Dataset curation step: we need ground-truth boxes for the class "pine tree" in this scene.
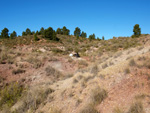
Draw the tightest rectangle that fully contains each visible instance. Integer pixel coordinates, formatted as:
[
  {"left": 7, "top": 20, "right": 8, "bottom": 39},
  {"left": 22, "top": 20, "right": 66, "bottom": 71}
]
[
  {"left": 89, "top": 34, "right": 95, "bottom": 40},
  {"left": 74, "top": 27, "right": 81, "bottom": 37},
  {"left": 1, "top": 28, "right": 9, "bottom": 38},
  {"left": 39, "top": 27, "right": 45, "bottom": 35},
  {"left": 10, "top": 31, "right": 17, "bottom": 38},
  {"left": 81, "top": 31, "right": 87, "bottom": 38},
  {"left": 56, "top": 28, "right": 62, "bottom": 34},
  {"left": 25, "top": 28, "right": 32, "bottom": 35},
  {"left": 102, "top": 36, "right": 105, "bottom": 40},
  {"left": 34, "top": 34, "right": 39, "bottom": 41},
  {"left": 22, "top": 31, "right": 26, "bottom": 36},
  {"left": 62, "top": 26, "right": 70, "bottom": 35},
  {"left": 44, "top": 27, "right": 58, "bottom": 41},
  {"left": 133, "top": 24, "right": 141, "bottom": 37}
]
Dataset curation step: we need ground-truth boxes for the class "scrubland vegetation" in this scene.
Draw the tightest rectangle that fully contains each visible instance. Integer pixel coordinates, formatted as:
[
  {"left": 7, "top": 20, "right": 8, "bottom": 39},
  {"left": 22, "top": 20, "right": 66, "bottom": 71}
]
[{"left": 0, "top": 24, "right": 150, "bottom": 113}]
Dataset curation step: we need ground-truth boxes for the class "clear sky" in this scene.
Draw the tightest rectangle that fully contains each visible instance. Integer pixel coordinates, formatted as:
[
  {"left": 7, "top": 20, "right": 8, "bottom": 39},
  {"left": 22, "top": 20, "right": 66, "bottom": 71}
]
[{"left": 0, "top": 0, "right": 150, "bottom": 40}]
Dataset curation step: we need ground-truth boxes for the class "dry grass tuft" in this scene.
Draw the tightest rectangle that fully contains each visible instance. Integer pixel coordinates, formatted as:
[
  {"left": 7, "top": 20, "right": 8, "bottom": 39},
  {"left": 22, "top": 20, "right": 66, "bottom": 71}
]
[
  {"left": 79, "top": 104, "right": 98, "bottom": 113},
  {"left": 91, "top": 64, "right": 98, "bottom": 75},
  {"left": 45, "top": 66, "right": 62, "bottom": 78},
  {"left": 73, "top": 78, "right": 78, "bottom": 84},
  {"left": 124, "top": 68, "right": 130, "bottom": 74},
  {"left": 0, "top": 83, "right": 23, "bottom": 109},
  {"left": 49, "top": 107, "right": 61, "bottom": 113},
  {"left": 13, "top": 86, "right": 54, "bottom": 113},
  {"left": 0, "top": 47, "right": 14, "bottom": 64},
  {"left": 91, "top": 86, "right": 108, "bottom": 105},
  {"left": 26, "top": 56, "right": 43, "bottom": 69},
  {"left": 113, "top": 107, "right": 124, "bottom": 113},
  {"left": 102, "top": 62, "right": 108, "bottom": 69},
  {"left": 78, "top": 60, "right": 88, "bottom": 68},
  {"left": 129, "top": 59, "right": 136, "bottom": 66},
  {"left": 127, "top": 101, "right": 145, "bottom": 113},
  {"left": 135, "top": 94, "right": 146, "bottom": 100},
  {"left": 12, "top": 68, "right": 26, "bottom": 75}
]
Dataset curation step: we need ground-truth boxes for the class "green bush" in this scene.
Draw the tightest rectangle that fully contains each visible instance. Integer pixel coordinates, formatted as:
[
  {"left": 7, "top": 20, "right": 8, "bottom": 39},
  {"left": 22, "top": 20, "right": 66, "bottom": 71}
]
[
  {"left": 14, "top": 87, "right": 54, "bottom": 112},
  {"left": 34, "top": 34, "right": 39, "bottom": 41},
  {"left": 0, "top": 83, "right": 23, "bottom": 108}
]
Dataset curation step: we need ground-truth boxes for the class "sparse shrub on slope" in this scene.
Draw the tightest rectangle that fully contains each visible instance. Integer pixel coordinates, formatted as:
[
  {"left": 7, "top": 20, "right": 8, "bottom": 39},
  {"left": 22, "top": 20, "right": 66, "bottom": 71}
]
[
  {"left": 102, "top": 62, "right": 108, "bottom": 69},
  {"left": 12, "top": 86, "right": 54, "bottom": 113},
  {"left": 0, "top": 83, "right": 23, "bottom": 109},
  {"left": 91, "top": 86, "right": 108, "bottom": 105},
  {"left": 127, "top": 101, "right": 145, "bottom": 113},
  {"left": 129, "top": 59, "right": 136, "bottom": 66},
  {"left": 51, "top": 48, "right": 63, "bottom": 54},
  {"left": 0, "top": 46, "right": 14, "bottom": 64},
  {"left": 113, "top": 107, "right": 124, "bottom": 113},
  {"left": 45, "top": 66, "right": 62, "bottom": 78},
  {"left": 80, "top": 104, "right": 98, "bottom": 113},
  {"left": 91, "top": 64, "right": 98, "bottom": 75},
  {"left": 124, "top": 68, "right": 130, "bottom": 74},
  {"left": 12, "top": 68, "right": 26, "bottom": 74},
  {"left": 78, "top": 60, "right": 88, "bottom": 68},
  {"left": 26, "top": 57, "right": 43, "bottom": 69},
  {"left": 49, "top": 107, "right": 61, "bottom": 113}
]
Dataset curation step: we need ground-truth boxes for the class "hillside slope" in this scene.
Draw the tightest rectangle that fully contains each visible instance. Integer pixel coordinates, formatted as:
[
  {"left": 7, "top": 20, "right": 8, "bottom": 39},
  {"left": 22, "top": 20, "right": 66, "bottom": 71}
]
[{"left": 0, "top": 34, "right": 150, "bottom": 113}]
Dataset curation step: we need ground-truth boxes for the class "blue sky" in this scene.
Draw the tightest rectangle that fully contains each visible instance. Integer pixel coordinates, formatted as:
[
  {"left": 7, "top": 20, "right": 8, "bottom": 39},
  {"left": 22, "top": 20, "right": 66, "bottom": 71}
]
[{"left": 0, "top": 0, "right": 150, "bottom": 40}]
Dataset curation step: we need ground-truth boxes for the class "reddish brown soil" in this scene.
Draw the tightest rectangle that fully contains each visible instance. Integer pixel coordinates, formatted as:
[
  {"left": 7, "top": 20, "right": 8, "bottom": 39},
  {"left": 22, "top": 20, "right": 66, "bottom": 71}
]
[{"left": 98, "top": 68, "right": 150, "bottom": 113}]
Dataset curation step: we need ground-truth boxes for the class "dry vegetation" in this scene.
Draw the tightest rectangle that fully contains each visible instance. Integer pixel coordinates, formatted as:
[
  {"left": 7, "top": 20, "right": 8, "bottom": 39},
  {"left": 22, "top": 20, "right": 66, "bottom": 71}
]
[{"left": 0, "top": 34, "right": 150, "bottom": 113}]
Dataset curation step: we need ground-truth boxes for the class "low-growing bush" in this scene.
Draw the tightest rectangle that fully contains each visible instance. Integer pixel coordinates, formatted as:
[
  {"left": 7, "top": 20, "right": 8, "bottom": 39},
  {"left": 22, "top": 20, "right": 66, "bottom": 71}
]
[
  {"left": 129, "top": 59, "right": 136, "bottom": 66},
  {"left": 45, "top": 66, "right": 61, "bottom": 78},
  {"left": 84, "top": 75, "right": 95, "bottom": 83},
  {"left": 124, "top": 68, "right": 130, "bottom": 74},
  {"left": 0, "top": 83, "right": 23, "bottom": 109},
  {"left": 137, "top": 46, "right": 144, "bottom": 50},
  {"left": 113, "top": 107, "right": 124, "bottom": 113},
  {"left": 73, "top": 78, "right": 78, "bottom": 83},
  {"left": 13, "top": 87, "right": 54, "bottom": 113},
  {"left": 80, "top": 104, "right": 98, "bottom": 113},
  {"left": 51, "top": 48, "right": 63, "bottom": 54},
  {"left": 78, "top": 60, "right": 88, "bottom": 68},
  {"left": 102, "top": 63, "right": 108, "bottom": 69},
  {"left": 91, "top": 86, "right": 108, "bottom": 105},
  {"left": 114, "top": 51, "right": 122, "bottom": 58},
  {"left": 91, "top": 65, "right": 98, "bottom": 75},
  {"left": 26, "top": 57, "right": 43, "bottom": 69},
  {"left": 12, "top": 68, "right": 26, "bottom": 74},
  {"left": 0, "top": 50, "right": 12, "bottom": 64},
  {"left": 49, "top": 107, "right": 61, "bottom": 113},
  {"left": 142, "top": 61, "right": 150, "bottom": 69},
  {"left": 127, "top": 101, "right": 145, "bottom": 113}
]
